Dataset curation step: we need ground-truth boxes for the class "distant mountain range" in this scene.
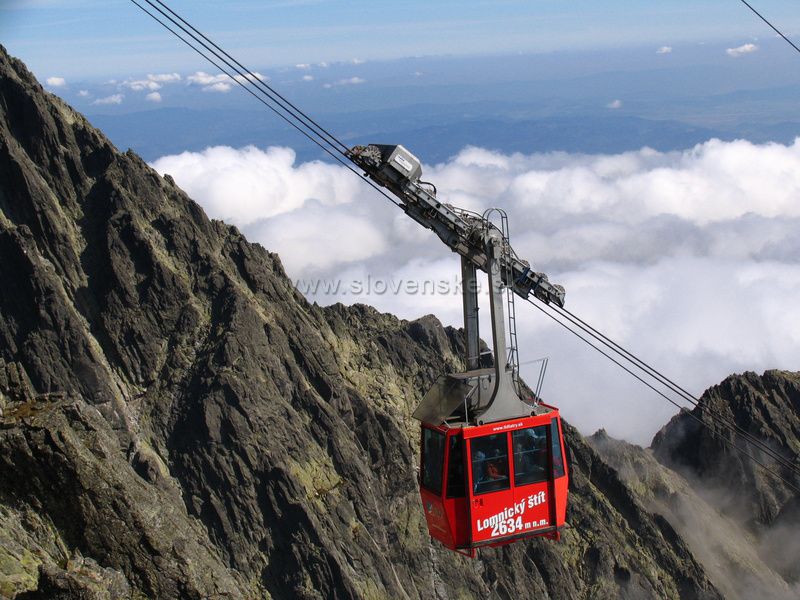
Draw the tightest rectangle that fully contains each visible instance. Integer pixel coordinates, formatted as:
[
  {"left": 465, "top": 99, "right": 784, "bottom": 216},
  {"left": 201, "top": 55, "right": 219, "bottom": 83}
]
[{"left": 91, "top": 104, "right": 800, "bottom": 165}]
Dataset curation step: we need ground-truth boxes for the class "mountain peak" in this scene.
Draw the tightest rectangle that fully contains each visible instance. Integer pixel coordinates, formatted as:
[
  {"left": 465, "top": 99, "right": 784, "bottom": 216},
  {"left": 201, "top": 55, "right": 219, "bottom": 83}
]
[{"left": 652, "top": 369, "right": 799, "bottom": 522}]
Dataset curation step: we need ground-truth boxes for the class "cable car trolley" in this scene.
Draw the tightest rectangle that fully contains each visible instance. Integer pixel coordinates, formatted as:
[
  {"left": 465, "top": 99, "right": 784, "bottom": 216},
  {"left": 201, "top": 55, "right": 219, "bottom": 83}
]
[{"left": 348, "top": 144, "right": 570, "bottom": 556}]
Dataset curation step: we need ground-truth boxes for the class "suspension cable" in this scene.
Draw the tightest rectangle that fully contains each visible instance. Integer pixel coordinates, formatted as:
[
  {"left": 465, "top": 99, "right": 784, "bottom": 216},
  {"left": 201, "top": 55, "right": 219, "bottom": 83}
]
[
  {"left": 526, "top": 298, "right": 800, "bottom": 492},
  {"left": 129, "top": 0, "right": 800, "bottom": 491},
  {"left": 129, "top": 0, "right": 404, "bottom": 209},
  {"left": 547, "top": 298, "right": 799, "bottom": 476},
  {"left": 136, "top": 0, "right": 342, "bottom": 158},
  {"left": 148, "top": 0, "right": 349, "bottom": 155},
  {"left": 551, "top": 306, "right": 800, "bottom": 474},
  {"left": 551, "top": 303, "right": 800, "bottom": 474},
  {"left": 737, "top": 0, "right": 800, "bottom": 56}
]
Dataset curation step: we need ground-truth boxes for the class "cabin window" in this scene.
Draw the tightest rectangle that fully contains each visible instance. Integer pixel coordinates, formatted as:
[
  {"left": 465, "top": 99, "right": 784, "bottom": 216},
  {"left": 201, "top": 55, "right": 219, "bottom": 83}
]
[
  {"left": 512, "top": 426, "right": 549, "bottom": 486},
  {"left": 551, "top": 418, "right": 566, "bottom": 478},
  {"left": 471, "top": 433, "right": 510, "bottom": 495},
  {"left": 421, "top": 428, "right": 445, "bottom": 494},
  {"left": 446, "top": 434, "right": 466, "bottom": 498}
]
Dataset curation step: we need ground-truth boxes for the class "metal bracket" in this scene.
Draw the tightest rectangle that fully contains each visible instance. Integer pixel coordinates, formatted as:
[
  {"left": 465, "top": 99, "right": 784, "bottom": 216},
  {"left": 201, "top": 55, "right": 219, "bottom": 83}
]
[{"left": 473, "top": 230, "right": 535, "bottom": 424}]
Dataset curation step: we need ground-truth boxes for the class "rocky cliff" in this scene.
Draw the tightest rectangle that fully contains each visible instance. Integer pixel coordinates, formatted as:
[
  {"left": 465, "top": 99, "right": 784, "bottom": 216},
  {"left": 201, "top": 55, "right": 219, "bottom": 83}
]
[
  {"left": 652, "top": 371, "right": 799, "bottom": 524},
  {"left": 0, "top": 44, "right": 784, "bottom": 599},
  {"left": 586, "top": 370, "right": 800, "bottom": 599},
  {"left": 651, "top": 371, "right": 800, "bottom": 588},
  {"left": 590, "top": 428, "right": 796, "bottom": 599}
]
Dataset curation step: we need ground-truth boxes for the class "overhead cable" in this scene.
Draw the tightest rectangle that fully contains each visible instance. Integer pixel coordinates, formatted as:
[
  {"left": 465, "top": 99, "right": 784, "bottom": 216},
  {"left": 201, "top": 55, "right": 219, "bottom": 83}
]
[
  {"left": 551, "top": 303, "right": 800, "bottom": 474},
  {"left": 737, "top": 0, "right": 800, "bottom": 56},
  {"left": 148, "top": 0, "right": 349, "bottom": 154},
  {"left": 128, "top": 0, "right": 404, "bottom": 209},
  {"left": 527, "top": 298, "right": 800, "bottom": 493},
  {"left": 129, "top": 0, "right": 800, "bottom": 494}
]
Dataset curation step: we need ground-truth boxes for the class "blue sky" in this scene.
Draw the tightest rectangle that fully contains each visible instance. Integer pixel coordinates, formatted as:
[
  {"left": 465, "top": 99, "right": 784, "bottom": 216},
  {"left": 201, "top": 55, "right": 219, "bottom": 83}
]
[{"left": 3, "top": 0, "right": 800, "bottom": 79}]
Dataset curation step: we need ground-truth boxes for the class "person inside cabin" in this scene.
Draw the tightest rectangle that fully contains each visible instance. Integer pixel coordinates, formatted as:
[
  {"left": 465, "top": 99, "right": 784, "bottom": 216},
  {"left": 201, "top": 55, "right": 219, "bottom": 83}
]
[
  {"left": 472, "top": 435, "right": 510, "bottom": 493},
  {"left": 487, "top": 446, "right": 506, "bottom": 480},
  {"left": 513, "top": 427, "right": 549, "bottom": 484},
  {"left": 473, "top": 449, "right": 487, "bottom": 491},
  {"left": 514, "top": 440, "right": 534, "bottom": 477},
  {"left": 524, "top": 427, "right": 546, "bottom": 449},
  {"left": 486, "top": 459, "right": 504, "bottom": 480}
]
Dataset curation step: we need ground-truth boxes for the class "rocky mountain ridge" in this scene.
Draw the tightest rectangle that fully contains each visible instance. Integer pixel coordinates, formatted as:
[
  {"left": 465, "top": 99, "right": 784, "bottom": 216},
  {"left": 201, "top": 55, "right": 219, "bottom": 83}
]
[
  {"left": 0, "top": 45, "right": 795, "bottom": 599},
  {"left": 652, "top": 370, "right": 800, "bottom": 526},
  {"left": 650, "top": 370, "right": 800, "bottom": 589}
]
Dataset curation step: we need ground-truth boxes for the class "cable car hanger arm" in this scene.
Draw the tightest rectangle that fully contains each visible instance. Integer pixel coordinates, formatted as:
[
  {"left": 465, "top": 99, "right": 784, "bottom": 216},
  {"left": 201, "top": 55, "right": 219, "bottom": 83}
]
[{"left": 347, "top": 144, "right": 566, "bottom": 308}]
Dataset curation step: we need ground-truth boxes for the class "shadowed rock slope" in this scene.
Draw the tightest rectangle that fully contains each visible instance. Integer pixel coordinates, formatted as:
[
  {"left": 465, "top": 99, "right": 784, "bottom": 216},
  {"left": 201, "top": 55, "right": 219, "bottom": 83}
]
[
  {"left": 652, "top": 371, "right": 800, "bottom": 524},
  {"left": 651, "top": 371, "right": 800, "bottom": 586},
  {"left": 0, "top": 45, "right": 724, "bottom": 599},
  {"left": 590, "top": 426, "right": 797, "bottom": 600}
]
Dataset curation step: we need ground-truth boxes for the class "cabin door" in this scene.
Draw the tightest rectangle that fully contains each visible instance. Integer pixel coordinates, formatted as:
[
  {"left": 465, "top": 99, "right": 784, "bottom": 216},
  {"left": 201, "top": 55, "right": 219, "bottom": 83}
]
[
  {"left": 467, "top": 432, "right": 519, "bottom": 545},
  {"left": 510, "top": 425, "right": 553, "bottom": 535}
]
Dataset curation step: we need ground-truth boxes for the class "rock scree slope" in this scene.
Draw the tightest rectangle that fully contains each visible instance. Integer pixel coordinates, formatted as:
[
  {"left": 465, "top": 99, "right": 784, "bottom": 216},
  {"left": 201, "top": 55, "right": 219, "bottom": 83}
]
[{"left": 0, "top": 44, "right": 749, "bottom": 599}]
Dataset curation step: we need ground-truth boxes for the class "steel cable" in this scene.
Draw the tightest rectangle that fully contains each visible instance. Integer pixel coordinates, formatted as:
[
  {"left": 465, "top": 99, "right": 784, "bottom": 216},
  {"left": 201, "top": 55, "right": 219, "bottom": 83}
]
[
  {"left": 129, "top": 0, "right": 404, "bottom": 209},
  {"left": 527, "top": 298, "right": 800, "bottom": 492},
  {"left": 737, "top": 0, "right": 800, "bottom": 55},
  {"left": 551, "top": 303, "right": 800, "bottom": 475},
  {"left": 129, "top": 0, "right": 800, "bottom": 493},
  {"left": 149, "top": 0, "right": 349, "bottom": 155}
]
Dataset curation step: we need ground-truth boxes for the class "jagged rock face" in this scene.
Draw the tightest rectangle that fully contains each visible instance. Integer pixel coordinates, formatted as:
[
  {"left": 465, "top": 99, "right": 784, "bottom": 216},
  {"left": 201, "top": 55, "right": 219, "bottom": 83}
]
[
  {"left": 651, "top": 371, "right": 800, "bottom": 587},
  {"left": 0, "top": 44, "right": 725, "bottom": 599},
  {"left": 589, "top": 431, "right": 797, "bottom": 600},
  {"left": 651, "top": 371, "right": 800, "bottom": 526}
]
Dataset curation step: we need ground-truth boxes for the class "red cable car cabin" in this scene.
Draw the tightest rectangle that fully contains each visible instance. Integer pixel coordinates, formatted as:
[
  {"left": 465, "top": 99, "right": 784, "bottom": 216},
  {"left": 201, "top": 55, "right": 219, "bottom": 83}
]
[
  {"left": 347, "top": 143, "right": 571, "bottom": 553},
  {"left": 418, "top": 404, "right": 568, "bottom": 556},
  {"left": 410, "top": 219, "right": 570, "bottom": 557}
]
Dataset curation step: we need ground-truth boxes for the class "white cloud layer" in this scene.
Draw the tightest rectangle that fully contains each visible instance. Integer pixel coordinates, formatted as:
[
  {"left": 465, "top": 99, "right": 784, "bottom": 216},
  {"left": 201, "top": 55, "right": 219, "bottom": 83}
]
[
  {"left": 122, "top": 79, "right": 160, "bottom": 92},
  {"left": 656, "top": 46, "right": 672, "bottom": 54},
  {"left": 727, "top": 43, "right": 758, "bottom": 57},
  {"left": 148, "top": 72, "right": 181, "bottom": 83},
  {"left": 151, "top": 139, "right": 800, "bottom": 445},
  {"left": 187, "top": 70, "right": 266, "bottom": 93},
  {"left": 151, "top": 145, "right": 362, "bottom": 231},
  {"left": 145, "top": 92, "right": 162, "bottom": 103},
  {"left": 120, "top": 73, "right": 182, "bottom": 92},
  {"left": 205, "top": 82, "right": 232, "bottom": 93},
  {"left": 323, "top": 77, "right": 366, "bottom": 88},
  {"left": 45, "top": 76, "right": 66, "bottom": 87},
  {"left": 234, "top": 72, "right": 267, "bottom": 84},
  {"left": 92, "top": 93, "right": 124, "bottom": 105},
  {"left": 187, "top": 71, "right": 229, "bottom": 86}
]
